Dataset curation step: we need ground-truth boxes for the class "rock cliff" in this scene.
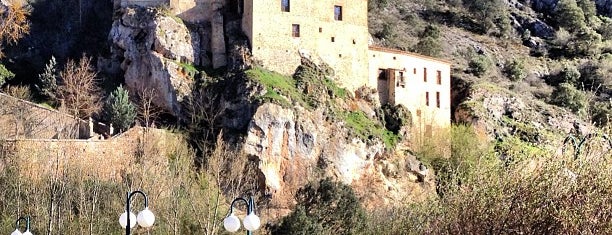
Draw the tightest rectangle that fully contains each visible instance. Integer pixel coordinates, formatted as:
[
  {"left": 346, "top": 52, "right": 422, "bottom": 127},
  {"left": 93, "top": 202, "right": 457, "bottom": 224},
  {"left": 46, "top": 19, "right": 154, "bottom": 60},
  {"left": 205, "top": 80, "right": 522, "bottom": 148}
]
[
  {"left": 243, "top": 102, "right": 433, "bottom": 216},
  {"left": 108, "top": 7, "right": 199, "bottom": 116}
]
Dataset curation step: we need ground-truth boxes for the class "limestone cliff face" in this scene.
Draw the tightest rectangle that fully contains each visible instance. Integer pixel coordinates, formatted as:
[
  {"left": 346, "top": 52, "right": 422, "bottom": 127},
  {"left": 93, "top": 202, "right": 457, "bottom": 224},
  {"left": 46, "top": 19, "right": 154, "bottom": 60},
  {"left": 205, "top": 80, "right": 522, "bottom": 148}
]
[
  {"left": 243, "top": 103, "right": 434, "bottom": 216},
  {"left": 108, "top": 7, "right": 199, "bottom": 115}
]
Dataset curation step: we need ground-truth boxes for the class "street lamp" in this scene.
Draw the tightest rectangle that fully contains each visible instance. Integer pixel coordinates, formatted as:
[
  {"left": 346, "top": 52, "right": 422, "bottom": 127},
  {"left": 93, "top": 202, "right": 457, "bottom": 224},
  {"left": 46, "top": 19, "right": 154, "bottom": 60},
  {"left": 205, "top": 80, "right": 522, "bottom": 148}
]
[
  {"left": 119, "top": 190, "right": 155, "bottom": 235},
  {"left": 11, "top": 216, "right": 33, "bottom": 235},
  {"left": 223, "top": 196, "right": 261, "bottom": 235}
]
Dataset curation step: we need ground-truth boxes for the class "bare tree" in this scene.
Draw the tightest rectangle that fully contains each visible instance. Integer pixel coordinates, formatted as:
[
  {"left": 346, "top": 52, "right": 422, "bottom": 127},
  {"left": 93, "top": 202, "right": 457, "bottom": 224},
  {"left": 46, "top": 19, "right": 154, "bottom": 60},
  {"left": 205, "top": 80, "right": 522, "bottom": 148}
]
[
  {"left": 135, "top": 85, "right": 162, "bottom": 128},
  {"left": 58, "top": 56, "right": 102, "bottom": 119},
  {"left": 0, "top": 0, "right": 29, "bottom": 57}
]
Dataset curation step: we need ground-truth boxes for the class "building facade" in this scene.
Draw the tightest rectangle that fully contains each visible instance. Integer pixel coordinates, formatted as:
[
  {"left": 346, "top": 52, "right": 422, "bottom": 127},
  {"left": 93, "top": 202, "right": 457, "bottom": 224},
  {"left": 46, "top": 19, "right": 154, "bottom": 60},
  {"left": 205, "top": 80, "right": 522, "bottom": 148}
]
[{"left": 242, "top": 0, "right": 370, "bottom": 90}]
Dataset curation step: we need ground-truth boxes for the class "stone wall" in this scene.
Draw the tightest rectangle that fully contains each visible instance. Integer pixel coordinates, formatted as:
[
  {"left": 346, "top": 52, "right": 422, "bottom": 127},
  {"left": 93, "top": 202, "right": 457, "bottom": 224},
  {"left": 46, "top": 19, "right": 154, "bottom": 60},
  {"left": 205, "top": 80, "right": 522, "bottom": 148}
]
[
  {"left": 0, "top": 127, "right": 176, "bottom": 181},
  {"left": 0, "top": 93, "right": 93, "bottom": 139},
  {"left": 243, "top": 0, "right": 370, "bottom": 92},
  {"left": 368, "top": 47, "right": 452, "bottom": 131}
]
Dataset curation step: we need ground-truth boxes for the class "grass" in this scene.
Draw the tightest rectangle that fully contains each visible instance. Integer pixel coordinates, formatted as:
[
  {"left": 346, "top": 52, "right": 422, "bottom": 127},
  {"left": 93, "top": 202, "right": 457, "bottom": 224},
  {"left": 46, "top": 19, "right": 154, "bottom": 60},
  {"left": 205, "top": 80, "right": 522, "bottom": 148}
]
[
  {"left": 342, "top": 110, "right": 400, "bottom": 148},
  {"left": 323, "top": 78, "right": 348, "bottom": 99},
  {"left": 246, "top": 67, "right": 308, "bottom": 108}
]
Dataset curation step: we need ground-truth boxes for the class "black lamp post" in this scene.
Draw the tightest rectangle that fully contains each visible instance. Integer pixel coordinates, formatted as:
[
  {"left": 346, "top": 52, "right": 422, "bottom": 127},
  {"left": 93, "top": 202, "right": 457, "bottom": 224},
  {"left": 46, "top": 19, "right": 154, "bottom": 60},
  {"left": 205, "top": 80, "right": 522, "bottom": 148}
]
[
  {"left": 11, "top": 216, "right": 32, "bottom": 235},
  {"left": 119, "top": 190, "right": 155, "bottom": 235},
  {"left": 223, "top": 196, "right": 261, "bottom": 235}
]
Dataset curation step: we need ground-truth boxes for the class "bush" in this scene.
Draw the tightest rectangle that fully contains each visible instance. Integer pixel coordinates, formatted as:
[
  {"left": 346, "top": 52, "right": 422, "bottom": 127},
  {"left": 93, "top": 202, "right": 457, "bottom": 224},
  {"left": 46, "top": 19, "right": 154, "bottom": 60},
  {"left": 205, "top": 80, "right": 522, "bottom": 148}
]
[
  {"left": 415, "top": 25, "right": 442, "bottom": 57},
  {"left": 590, "top": 100, "right": 611, "bottom": 127},
  {"left": 462, "top": 0, "right": 507, "bottom": 34},
  {"left": 0, "top": 63, "right": 15, "bottom": 87},
  {"left": 550, "top": 82, "right": 587, "bottom": 113},
  {"left": 380, "top": 104, "right": 412, "bottom": 134},
  {"left": 468, "top": 55, "right": 491, "bottom": 77},
  {"left": 103, "top": 85, "right": 136, "bottom": 131},
  {"left": 555, "top": 0, "right": 587, "bottom": 32},
  {"left": 549, "top": 65, "right": 581, "bottom": 86},
  {"left": 504, "top": 59, "right": 527, "bottom": 81},
  {"left": 365, "top": 154, "right": 612, "bottom": 234},
  {"left": 273, "top": 178, "right": 367, "bottom": 235}
]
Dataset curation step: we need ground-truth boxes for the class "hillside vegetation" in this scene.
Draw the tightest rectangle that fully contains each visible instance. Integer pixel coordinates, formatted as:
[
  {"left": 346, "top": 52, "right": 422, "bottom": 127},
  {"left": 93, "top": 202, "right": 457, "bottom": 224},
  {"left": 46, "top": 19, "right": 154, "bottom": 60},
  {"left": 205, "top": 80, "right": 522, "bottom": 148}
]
[{"left": 0, "top": 0, "right": 610, "bottom": 234}]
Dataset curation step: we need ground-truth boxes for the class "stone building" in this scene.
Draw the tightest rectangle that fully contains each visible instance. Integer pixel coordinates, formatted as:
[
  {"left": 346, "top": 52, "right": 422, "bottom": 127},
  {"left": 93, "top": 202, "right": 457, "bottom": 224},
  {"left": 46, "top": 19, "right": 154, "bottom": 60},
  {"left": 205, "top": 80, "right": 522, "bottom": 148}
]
[
  {"left": 241, "top": 0, "right": 450, "bottom": 130},
  {"left": 119, "top": 0, "right": 451, "bottom": 130}
]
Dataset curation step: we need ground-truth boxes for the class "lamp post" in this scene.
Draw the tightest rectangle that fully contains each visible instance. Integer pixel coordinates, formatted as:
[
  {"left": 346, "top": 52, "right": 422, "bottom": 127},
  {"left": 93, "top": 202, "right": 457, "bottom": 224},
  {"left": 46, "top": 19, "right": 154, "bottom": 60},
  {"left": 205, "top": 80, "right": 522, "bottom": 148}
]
[
  {"left": 119, "top": 190, "right": 155, "bottom": 235},
  {"left": 223, "top": 196, "right": 261, "bottom": 235},
  {"left": 563, "top": 133, "right": 611, "bottom": 160},
  {"left": 11, "top": 216, "right": 33, "bottom": 235}
]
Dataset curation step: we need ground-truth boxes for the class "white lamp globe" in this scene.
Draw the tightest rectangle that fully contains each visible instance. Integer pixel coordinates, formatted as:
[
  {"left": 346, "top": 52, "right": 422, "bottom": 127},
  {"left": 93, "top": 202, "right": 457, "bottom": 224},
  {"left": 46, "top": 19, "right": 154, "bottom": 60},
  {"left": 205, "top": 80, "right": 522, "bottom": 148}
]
[
  {"left": 223, "top": 214, "right": 241, "bottom": 232},
  {"left": 243, "top": 212, "right": 261, "bottom": 231},
  {"left": 119, "top": 211, "right": 137, "bottom": 228},
  {"left": 10, "top": 229, "right": 22, "bottom": 235},
  {"left": 21, "top": 230, "right": 32, "bottom": 235},
  {"left": 137, "top": 207, "right": 156, "bottom": 228}
]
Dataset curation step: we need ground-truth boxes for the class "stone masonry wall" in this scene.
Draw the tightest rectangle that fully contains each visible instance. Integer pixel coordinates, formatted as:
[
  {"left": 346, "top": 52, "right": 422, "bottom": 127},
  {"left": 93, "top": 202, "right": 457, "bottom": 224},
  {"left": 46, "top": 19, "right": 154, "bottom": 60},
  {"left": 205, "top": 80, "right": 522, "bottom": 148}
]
[
  {"left": 243, "top": 0, "right": 370, "bottom": 93},
  {"left": 0, "top": 127, "right": 176, "bottom": 181},
  {"left": 0, "top": 93, "right": 91, "bottom": 139}
]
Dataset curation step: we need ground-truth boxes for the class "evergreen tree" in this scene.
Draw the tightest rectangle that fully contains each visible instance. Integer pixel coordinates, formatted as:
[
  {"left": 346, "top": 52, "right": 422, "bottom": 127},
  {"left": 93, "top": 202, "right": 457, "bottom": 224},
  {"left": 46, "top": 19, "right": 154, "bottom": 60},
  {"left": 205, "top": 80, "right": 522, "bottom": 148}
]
[
  {"left": 35, "top": 56, "right": 59, "bottom": 103},
  {"left": 415, "top": 25, "right": 442, "bottom": 57},
  {"left": 0, "top": 63, "right": 14, "bottom": 87},
  {"left": 556, "top": 0, "right": 587, "bottom": 32},
  {"left": 104, "top": 85, "right": 136, "bottom": 131}
]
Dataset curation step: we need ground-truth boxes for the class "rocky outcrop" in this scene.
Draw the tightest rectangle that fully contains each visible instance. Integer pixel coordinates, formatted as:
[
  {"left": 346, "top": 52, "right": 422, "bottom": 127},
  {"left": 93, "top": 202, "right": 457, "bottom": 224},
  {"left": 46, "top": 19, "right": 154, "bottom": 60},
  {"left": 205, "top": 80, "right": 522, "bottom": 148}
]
[
  {"left": 244, "top": 103, "right": 434, "bottom": 217},
  {"left": 454, "top": 83, "right": 593, "bottom": 145},
  {"left": 108, "top": 7, "right": 200, "bottom": 116}
]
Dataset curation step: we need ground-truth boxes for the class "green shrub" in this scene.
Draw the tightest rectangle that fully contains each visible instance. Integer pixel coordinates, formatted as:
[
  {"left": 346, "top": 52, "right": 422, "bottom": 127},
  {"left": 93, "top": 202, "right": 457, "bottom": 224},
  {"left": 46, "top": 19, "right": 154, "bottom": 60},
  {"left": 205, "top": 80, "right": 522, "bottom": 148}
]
[
  {"left": 590, "top": 100, "right": 611, "bottom": 127},
  {"left": 380, "top": 104, "right": 412, "bottom": 134},
  {"left": 462, "top": 0, "right": 508, "bottom": 35},
  {"left": 0, "top": 63, "right": 15, "bottom": 87},
  {"left": 468, "top": 55, "right": 491, "bottom": 77},
  {"left": 415, "top": 25, "right": 442, "bottom": 57},
  {"left": 579, "top": 59, "right": 612, "bottom": 92},
  {"left": 549, "top": 65, "right": 581, "bottom": 86},
  {"left": 550, "top": 82, "right": 587, "bottom": 113},
  {"left": 555, "top": 0, "right": 587, "bottom": 32},
  {"left": 103, "top": 85, "right": 137, "bottom": 131},
  {"left": 504, "top": 59, "right": 527, "bottom": 81},
  {"left": 273, "top": 178, "right": 366, "bottom": 235}
]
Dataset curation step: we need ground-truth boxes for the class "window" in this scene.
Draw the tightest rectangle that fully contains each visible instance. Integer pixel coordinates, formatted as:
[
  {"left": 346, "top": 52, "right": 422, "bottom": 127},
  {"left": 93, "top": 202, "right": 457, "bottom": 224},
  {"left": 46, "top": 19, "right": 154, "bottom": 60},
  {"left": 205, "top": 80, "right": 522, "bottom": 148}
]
[
  {"left": 423, "top": 68, "right": 427, "bottom": 82},
  {"left": 292, "top": 24, "right": 300, "bottom": 37},
  {"left": 319, "top": 27, "right": 323, "bottom": 33},
  {"left": 413, "top": 68, "right": 417, "bottom": 74},
  {"left": 281, "top": 0, "right": 290, "bottom": 12},
  {"left": 398, "top": 71, "right": 405, "bottom": 87},
  {"left": 334, "top": 5, "right": 342, "bottom": 21},
  {"left": 436, "top": 92, "right": 440, "bottom": 108},
  {"left": 331, "top": 37, "right": 335, "bottom": 42},
  {"left": 425, "top": 92, "right": 430, "bottom": 106},
  {"left": 436, "top": 70, "right": 442, "bottom": 85}
]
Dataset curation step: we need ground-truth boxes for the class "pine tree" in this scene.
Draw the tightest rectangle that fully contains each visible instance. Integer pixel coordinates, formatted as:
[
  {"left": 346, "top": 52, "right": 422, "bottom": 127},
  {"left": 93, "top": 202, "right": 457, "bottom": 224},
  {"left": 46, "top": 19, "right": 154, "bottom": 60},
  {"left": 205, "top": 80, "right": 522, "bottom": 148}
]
[
  {"left": 104, "top": 85, "right": 136, "bottom": 131},
  {"left": 35, "top": 56, "right": 59, "bottom": 103}
]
